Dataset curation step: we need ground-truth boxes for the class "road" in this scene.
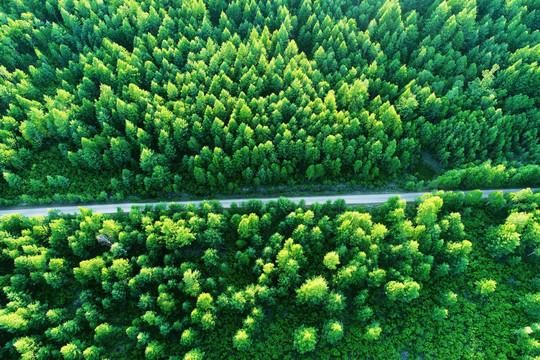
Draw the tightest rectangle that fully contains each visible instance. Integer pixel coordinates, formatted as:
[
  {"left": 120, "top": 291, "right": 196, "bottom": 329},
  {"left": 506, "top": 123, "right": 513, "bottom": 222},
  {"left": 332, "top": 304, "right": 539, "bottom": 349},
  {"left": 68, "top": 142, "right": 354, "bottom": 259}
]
[{"left": 0, "top": 188, "right": 536, "bottom": 218}]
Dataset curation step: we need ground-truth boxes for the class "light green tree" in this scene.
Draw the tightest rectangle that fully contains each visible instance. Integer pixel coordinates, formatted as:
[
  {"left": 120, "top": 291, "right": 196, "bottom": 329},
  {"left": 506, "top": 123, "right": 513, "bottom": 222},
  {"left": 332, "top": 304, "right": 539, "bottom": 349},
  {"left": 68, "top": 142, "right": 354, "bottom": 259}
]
[
  {"left": 476, "top": 279, "right": 497, "bottom": 296},
  {"left": 323, "top": 251, "right": 340, "bottom": 270},
  {"left": 323, "top": 320, "right": 344, "bottom": 344},
  {"left": 296, "top": 276, "right": 328, "bottom": 305},
  {"left": 293, "top": 326, "right": 318, "bottom": 354}
]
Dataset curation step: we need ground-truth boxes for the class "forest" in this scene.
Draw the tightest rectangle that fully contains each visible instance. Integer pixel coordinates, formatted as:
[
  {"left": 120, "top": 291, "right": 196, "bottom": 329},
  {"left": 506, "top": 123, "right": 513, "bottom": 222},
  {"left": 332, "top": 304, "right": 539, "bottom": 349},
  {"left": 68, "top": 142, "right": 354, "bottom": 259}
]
[
  {"left": 0, "top": 0, "right": 539, "bottom": 205},
  {"left": 0, "top": 189, "right": 539, "bottom": 359},
  {"left": 1, "top": 0, "right": 539, "bottom": 358}
]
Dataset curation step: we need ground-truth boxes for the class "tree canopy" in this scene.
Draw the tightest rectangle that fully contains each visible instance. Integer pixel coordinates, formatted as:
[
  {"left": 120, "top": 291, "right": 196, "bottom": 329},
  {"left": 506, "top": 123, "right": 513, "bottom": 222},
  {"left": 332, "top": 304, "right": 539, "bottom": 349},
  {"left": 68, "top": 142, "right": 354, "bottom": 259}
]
[
  {"left": 0, "top": 0, "right": 538, "bottom": 205},
  {"left": 0, "top": 190, "right": 539, "bottom": 358}
]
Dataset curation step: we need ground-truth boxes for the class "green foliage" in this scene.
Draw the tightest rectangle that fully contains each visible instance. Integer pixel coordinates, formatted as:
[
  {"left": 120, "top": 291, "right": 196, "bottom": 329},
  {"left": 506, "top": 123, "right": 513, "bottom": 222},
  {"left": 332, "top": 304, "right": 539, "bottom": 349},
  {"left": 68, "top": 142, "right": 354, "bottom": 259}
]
[
  {"left": 183, "top": 269, "right": 201, "bottom": 297},
  {"left": 487, "top": 210, "right": 540, "bottom": 259},
  {"left": 232, "top": 329, "right": 252, "bottom": 351},
  {"left": 476, "top": 279, "right": 497, "bottom": 296},
  {"left": 184, "top": 348, "right": 205, "bottom": 360},
  {"left": 296, "top": 276, "right": 329, "bottom": 305},
  {"left": 364, "top": 322, "right": 382, "bottom": 341},
  {"left": 60, "top": 343, "right": 81, "bottom": 360},
  {"left": 237, "top": 213, "right": 259, "bottom": 238},
  {"left": 431, "top": 307, "right": 449, "bottom": 321},
  {"left": 196, "top": 293, "right": 214, "bottom": 311},
  {"left": 437, "top": 290, "right": 458, "bottom": 307},
  {"left": 323, "top": 251, "right": 340, "bottom": 270},
  {"left": 323, "top": 320, "right": 344, "bottom": 344},
  {"left": 181, "top": 328, "right": 198, "bottom": 347},
  {"left": 293, "top": 326, "right": 318, "bottom": 354},
  {"left": 0, "top": 191, "right": 539, "bottom": 358},
  {"left": 433, "top": 163, "right": 540, "bottom": 190},
  {"left": 0, "top": 0, "right": 537, "bottom": 206},
  {"left": 13, "top": 337, "right": 39, "bottom": 360},
  {"left": 487, "top": 224, "right": 521, "bottom": 258},
  {"left": 385, "top": 280, "right": 421, "bottom": 303},
  {"left": 174, "top": 226, "right": 196, "bottom": 249},
  {"left": 521, "top": 293, "right": 540, "bottom": 320}
]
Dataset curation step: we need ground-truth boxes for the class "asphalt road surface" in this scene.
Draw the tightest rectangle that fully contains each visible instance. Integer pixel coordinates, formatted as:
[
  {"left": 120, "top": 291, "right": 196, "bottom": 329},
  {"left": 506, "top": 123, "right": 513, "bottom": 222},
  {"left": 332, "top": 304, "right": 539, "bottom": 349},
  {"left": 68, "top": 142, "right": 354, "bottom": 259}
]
[{"left": 0, "top": 188, "right": 537, "bottom": 218}]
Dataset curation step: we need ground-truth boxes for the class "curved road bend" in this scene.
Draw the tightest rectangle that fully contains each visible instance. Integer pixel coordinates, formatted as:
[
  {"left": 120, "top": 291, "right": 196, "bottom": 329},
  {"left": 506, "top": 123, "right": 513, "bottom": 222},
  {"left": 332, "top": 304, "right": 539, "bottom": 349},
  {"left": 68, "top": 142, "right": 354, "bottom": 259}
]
[{"left": 0, "top": 188, "right": 537, "bottom": 218}]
